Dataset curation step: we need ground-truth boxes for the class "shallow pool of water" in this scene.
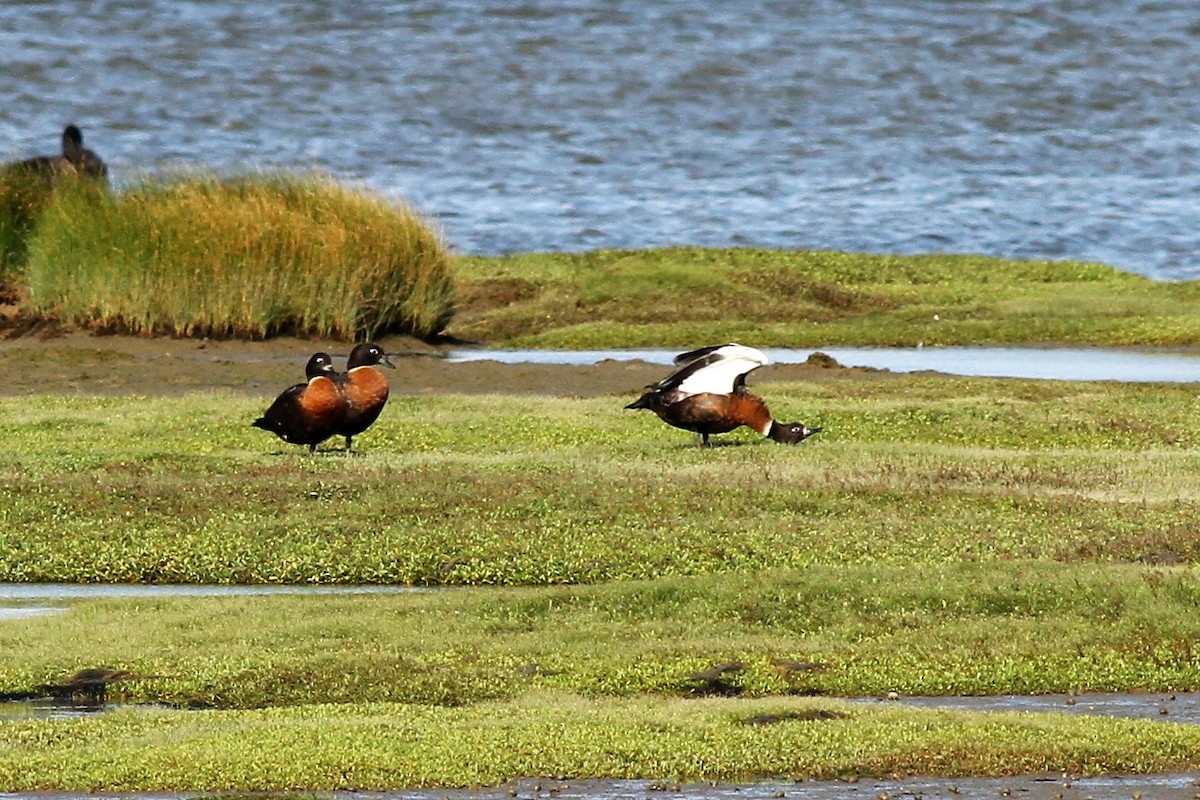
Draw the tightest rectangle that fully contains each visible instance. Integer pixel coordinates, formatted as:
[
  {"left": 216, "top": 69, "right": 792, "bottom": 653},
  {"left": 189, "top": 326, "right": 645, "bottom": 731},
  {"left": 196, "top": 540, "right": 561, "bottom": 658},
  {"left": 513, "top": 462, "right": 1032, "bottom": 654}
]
[
  {"left": 0, "top": 774, "right": 1198, "bottom": 800},
  {"left": 862, "top": 690, "right": 1200, "bottom": 725},
  {"left": 0, "top": 583, "right": 424, "bottom": 600},
  {"left": 447, "top": 346, "right": 1200, "bottom": 383},
  {"left": 0, "top": 584, "right": 426, "bottom": 620},
  {"left": 436, "top": 775, "right": 1200, "bottom": 800},
  {"left": 0, "top": 606, "right": 63, "bottom": 621}
]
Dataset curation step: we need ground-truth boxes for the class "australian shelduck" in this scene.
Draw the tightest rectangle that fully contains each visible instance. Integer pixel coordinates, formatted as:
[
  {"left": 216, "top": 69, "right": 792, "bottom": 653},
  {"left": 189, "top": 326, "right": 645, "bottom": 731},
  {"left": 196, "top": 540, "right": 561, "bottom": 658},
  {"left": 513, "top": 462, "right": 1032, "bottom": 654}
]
[{"left": 626, "top": 343, "right": 821, "bottom": 446}]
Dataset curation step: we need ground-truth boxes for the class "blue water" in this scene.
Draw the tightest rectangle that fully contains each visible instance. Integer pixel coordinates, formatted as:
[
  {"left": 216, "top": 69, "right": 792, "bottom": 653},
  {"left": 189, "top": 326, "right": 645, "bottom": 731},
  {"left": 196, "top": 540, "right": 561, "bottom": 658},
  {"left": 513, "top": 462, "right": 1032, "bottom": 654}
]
[
  {"left": 2, "top": 1, "right": 1199, "bottom": 279},
  {"left": 447, "top": 346, "right": 1200, "bottom": 383}
]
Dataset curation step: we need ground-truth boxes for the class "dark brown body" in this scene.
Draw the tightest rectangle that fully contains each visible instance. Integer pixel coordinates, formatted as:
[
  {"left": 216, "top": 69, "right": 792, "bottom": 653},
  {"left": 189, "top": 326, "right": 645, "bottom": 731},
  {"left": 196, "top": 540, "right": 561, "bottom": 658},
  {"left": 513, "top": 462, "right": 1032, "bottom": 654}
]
[
  {"left": 12, "top": 125, "right": 108, "bottom": 183},
  {"left": 252, "top": 353, "right": 344, "bottom": 452},
  {"left": 338, "top": 367, "right": 389, "bottom": 437}
]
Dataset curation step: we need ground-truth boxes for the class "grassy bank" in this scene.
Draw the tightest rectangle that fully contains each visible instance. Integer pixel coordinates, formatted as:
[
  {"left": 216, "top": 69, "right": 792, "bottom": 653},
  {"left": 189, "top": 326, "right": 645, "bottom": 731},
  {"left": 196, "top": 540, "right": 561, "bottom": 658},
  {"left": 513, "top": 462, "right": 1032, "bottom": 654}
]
[
  {"left": 8, "top": 211, "right": 1200, "bottom": 348},
  {"left": 5, "top": 172, "right": 454, "bottom": 340},
  {"left": 450, "top": 248, "right": 1200, "bottom": 347},
  {"left": 3, "top": 563, "right": 1200, "bottom": 709}
]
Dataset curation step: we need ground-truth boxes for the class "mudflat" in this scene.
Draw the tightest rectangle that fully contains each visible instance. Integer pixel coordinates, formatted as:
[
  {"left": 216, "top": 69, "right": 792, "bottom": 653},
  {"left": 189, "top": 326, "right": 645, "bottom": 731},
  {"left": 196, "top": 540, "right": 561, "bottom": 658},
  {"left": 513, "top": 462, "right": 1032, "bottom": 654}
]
[{"left": 0, "top": 332, "right": 866, "bottom": 399}]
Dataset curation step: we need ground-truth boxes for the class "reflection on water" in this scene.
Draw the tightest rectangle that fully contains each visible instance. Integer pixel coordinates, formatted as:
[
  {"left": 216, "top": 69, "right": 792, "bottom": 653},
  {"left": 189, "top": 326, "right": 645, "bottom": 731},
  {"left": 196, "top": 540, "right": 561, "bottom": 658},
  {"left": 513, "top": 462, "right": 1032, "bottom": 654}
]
[{"left": 447, "top": 347, "right": 1200, "bottom": 383}]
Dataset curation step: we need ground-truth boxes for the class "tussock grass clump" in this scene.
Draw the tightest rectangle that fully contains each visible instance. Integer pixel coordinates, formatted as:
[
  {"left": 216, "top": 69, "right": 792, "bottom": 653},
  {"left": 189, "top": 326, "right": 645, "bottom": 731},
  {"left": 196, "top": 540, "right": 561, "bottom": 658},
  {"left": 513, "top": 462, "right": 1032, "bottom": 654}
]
[
  {"left": 0, "top": 166, "right": 56, "bottom": 280},
  {"left": 23, "top": 173, "right": 454, "bottom": 340}
]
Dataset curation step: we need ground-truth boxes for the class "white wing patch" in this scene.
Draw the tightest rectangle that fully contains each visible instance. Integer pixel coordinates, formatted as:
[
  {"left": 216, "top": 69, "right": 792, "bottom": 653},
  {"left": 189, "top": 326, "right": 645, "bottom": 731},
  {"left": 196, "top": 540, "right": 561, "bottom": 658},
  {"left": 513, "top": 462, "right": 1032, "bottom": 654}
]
[{"left": 673, "top": 344, "right": 769, "bottom": 396}]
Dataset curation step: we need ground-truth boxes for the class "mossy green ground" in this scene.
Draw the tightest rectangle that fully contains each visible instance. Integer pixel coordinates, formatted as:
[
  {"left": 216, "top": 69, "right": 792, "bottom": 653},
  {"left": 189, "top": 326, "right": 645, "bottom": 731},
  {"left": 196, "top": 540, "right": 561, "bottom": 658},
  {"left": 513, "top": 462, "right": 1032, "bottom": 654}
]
[
  {"left": 4, "top": 695, "right": 1200, "bottom": 791},
  {"left": 450, "top": 248, "right": 1200, "bottom": 347},
  {"left": 3, "top": 377, "right": 1198, "bottom": 584},
  {"left": 2, "top": 372, "right": 1200, "bottom": 789}
]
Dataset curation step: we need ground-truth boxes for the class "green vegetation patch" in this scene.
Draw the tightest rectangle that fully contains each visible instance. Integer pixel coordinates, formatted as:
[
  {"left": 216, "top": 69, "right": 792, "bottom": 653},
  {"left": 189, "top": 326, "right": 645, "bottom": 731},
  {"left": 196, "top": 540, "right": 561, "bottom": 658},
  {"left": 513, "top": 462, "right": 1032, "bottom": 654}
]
[
  {"left": 20, "top": 173, "right": 453, "bottom": 340},
  {"left": 2, "top": 564, "right": 1200, "bottom": 710},
  {"left": 0, "top": 165, "right": 57, "bottom": 280},
  {"left": 3, "top": 372, "right": 1200, "bottom": 789},
  {"left": 2, "top": 693, "right": 1200, "bottom": 791},
  {"left": 2, "top": 376, "right": 1198, "bottom": 585},
  {"left": 450, "top": 247, "right": 1200, "bottom": 347}
]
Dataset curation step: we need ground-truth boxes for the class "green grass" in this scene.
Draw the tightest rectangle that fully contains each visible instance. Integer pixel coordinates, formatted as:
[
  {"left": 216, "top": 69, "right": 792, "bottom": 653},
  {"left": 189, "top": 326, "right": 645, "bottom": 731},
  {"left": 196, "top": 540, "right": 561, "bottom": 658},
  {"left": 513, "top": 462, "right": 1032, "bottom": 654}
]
[
  {"left": 0, "top": 165, "right": 56, "bottom": 280},
  {"left": 20, "top": 173, "right": 454, "bottom": 340},
  {"left": 2, "top": 377, "right": 1198, "bottom": 585},
  {"left": 3, "top": 374, "right": 1200, "bottom": 788},
  {"left": 2, "top": 566, "right": 1200, "bottom": 789},
  {"left": 3, "top": 564, "right": 1200, "bottom": 710},
  {"left": 2, "top": 694, "right": 1200, "bottom": 791},
  {"left": 450, "top": 247, "right": 1200, "bottom": 346}
]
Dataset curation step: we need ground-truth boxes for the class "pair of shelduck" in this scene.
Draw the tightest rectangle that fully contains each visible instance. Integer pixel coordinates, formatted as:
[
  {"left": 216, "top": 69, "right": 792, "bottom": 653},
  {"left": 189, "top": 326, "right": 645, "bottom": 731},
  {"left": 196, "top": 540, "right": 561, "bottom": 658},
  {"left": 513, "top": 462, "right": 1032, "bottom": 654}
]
[
  {"left": 252, "top": 343, "right": 394, "bottom": 453},
  {"left": 255, "top": 342, "right": 819, "bottom": 451}
]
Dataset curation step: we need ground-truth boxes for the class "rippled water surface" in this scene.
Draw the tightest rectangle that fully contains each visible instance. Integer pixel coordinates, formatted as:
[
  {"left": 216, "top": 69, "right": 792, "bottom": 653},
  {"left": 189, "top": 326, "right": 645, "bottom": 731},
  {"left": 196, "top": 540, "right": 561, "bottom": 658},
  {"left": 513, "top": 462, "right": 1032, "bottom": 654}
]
[{"left": 3, "top": 1, "right": 1199, "bottom": 278}]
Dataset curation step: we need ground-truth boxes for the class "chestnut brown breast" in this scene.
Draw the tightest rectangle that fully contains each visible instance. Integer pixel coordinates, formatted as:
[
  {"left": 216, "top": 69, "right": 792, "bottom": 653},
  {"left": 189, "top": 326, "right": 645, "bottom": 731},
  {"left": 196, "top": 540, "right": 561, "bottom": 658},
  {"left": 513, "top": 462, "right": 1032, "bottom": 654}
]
[
  {"left": 661, "top": 392, "right": 773, "bottom": 436},
  {"left": 297, "top": 376, "right": 345, "bottom": 431},
  {"left": 339, "top": 366, "right": 390, "bottom": 435}
]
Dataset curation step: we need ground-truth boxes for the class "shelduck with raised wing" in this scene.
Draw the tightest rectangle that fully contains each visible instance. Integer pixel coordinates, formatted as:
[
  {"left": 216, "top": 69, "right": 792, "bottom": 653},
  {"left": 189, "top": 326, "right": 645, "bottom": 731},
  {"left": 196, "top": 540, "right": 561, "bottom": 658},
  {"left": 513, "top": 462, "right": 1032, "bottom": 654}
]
[{"left": 626, "top": 343, "right": 820, "bottom": 446}]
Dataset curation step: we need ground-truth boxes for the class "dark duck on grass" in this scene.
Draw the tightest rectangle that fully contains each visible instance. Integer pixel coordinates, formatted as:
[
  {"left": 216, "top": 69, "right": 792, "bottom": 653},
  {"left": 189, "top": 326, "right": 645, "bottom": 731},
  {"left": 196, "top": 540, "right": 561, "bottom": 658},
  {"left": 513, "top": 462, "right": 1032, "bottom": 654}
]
[
  {"left": 13, "top": 124, "right": 108, "bottom": 183},
  {"left": 334, "top": 342, "right": 395, "bottom": 453},
  {"left": 626, "top": 343, "right": 820, "bottom": 447},
  {"left": 252, "top": 352, "right": 345, "bottom": 453}
]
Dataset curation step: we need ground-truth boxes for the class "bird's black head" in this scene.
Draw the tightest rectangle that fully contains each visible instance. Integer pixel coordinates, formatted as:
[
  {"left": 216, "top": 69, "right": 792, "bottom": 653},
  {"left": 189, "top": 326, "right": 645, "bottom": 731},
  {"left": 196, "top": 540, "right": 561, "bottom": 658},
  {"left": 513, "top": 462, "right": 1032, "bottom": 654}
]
[
  {"left": 61, "top": 124, "right": 107, "bottom": 178},
  {"left": 347, "top": 342, "right": 396, "bottom": 370},
  {"left": 305, "top": 352, "right": 337, "bottom": 379},
  {"left": 768, "top": 422, "right": 821, "bottom": 445}
]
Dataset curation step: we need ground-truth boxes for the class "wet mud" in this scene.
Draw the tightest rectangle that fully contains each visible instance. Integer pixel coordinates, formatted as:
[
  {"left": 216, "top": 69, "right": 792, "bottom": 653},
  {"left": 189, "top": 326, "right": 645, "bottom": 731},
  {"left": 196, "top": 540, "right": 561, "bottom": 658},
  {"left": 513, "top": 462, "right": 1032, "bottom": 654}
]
[{"left": 0, "top": 332, "right": 865, "bottom": 398}]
